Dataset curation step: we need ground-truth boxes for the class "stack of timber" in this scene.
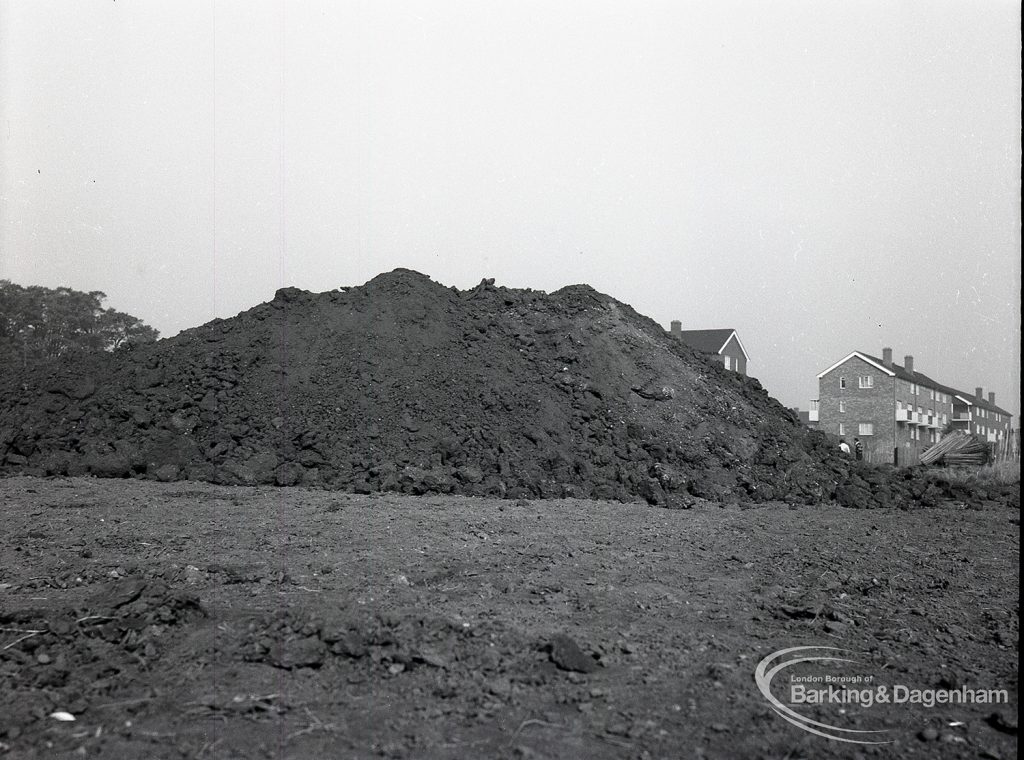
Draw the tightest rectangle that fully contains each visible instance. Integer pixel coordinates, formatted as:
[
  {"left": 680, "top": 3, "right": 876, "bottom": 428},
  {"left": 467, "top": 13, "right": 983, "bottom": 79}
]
[{"left": 920, "top": 432, "right": 991, "bottom": 467}]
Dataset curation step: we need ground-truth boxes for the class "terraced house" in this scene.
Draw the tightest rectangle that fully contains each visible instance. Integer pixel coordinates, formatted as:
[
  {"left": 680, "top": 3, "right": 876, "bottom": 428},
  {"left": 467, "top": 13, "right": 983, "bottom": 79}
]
[
  {"left": 949, "top": 387, "right": 1014, "bottom": 443},
  {"left": 815, "top": 348, "right": 1012, "bottom": 465}
]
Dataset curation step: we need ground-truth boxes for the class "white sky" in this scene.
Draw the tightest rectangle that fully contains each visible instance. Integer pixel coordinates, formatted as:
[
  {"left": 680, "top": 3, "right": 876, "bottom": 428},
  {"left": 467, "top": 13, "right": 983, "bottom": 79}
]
[{"left": 1, "top": 1, "right": 1020, "bottom": 416}]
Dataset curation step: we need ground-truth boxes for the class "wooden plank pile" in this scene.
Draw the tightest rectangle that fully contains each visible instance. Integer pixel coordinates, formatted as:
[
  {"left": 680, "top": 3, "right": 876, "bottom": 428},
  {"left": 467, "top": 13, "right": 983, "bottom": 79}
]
[{"left": 920, "top": 432, "right": 990, "bottom": 466}]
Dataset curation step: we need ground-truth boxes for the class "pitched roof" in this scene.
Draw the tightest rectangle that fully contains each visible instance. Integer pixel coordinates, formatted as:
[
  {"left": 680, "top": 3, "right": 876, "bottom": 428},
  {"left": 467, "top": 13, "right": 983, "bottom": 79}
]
[
  {"left": 946, "top": 389, "right": 1013, "bottom": 416},
  {"left": 816, "top": 351, "right": 896, "bottom": 378},
  {"left": 672, "top": 328, "right": 749, "bottom": 359},
  {"left": 817, "top": 351, "right": 1014, "bottom": 417},
  {"left": 859, "top": 354, "right": 1013, "bottom": 415},
  {"left": 859, "top": 352, "right": 940, "bottom": 386}
]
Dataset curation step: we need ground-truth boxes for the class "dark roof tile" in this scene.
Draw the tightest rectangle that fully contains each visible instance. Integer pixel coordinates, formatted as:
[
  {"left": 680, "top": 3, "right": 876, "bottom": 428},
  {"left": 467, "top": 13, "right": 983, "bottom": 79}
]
[
  {"left": 856, "top": 351, "right": 1013, "bottom": 416},
  {"left": 672, "top": 328, "right": 736, "bottom": 355}
]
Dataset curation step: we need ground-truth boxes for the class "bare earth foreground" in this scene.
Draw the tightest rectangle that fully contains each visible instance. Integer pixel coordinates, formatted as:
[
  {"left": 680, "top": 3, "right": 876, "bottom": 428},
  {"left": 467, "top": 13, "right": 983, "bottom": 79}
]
[{"left": 0, "top": 477, "right": 1017, "bottom": 760}]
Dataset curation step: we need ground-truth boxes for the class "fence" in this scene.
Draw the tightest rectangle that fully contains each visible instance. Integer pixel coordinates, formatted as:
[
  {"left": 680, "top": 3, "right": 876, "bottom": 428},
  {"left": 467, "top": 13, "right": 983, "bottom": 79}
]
[
  {"left": 831, "top": 432, "right": 1019, "bottom": 467},
  {"left": 840, "top": 438, "right": 916, "bottom": 466},
  {"left": 992, "top": 431, "right": 1020, "bottom": 463}
]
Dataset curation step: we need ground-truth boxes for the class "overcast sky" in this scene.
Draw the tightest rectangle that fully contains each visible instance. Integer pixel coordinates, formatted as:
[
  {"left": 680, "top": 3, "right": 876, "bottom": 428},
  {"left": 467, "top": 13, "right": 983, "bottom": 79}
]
[{"left": 2, "top": 1, "right": 1020, "bottom": 416}]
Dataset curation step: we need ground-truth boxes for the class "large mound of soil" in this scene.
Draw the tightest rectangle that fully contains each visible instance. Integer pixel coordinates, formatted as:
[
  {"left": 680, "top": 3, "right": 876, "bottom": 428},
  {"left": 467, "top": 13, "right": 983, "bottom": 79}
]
[{"left": 0, "top": 269, "right": 1003, "bottom": 508}]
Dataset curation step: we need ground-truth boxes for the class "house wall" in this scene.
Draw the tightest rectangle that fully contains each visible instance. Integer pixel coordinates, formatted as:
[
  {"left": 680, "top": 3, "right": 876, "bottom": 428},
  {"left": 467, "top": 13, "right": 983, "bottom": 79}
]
[
  {"left": 957, "top": 395, "right": 1014, "bottom": 443},
  {"left": 720, "top": 335, "right": 747, "bottom": 376},
  {"left": 818, "top": 357, "right": 896, "bottom": 463},
  {"left": 893, "top": 379, "right": 954, "bottom": 464},
  {"left": 820, "top": 353, "right": 1013, "bottom": 465},
  {"left": 951, "top": 398, "right": 973, "bottom": 430}
]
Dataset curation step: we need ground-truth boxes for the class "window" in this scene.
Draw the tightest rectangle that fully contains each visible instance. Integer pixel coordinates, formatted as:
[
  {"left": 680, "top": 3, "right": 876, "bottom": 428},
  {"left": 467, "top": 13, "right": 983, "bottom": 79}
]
[
  {"left": 839, "top": 400, "right": 846, "bottom": 413},
  {"left": 858, "top": 423, "right": 874, "bottom": 436},
  {"left": 930, "top": 430, "right": 936, "bottom": 443},
  {"left": 839, "top": 423, "right": 845, "bottom": 436},
  {"left": 858, "top": 375, "right": 874, "bottom": 388},
  {"left": 929, "top": 389, "right": 934, "bottom": 400},
  {"left": 839, "top": 377, "right": 846, "bottom": 390}
]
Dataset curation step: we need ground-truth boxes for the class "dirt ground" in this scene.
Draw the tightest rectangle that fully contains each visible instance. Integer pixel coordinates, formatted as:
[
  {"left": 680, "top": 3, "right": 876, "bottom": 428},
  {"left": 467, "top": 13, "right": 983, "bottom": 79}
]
[{"left": 0, "top": 476, "right": 1018, "bottom": 760}]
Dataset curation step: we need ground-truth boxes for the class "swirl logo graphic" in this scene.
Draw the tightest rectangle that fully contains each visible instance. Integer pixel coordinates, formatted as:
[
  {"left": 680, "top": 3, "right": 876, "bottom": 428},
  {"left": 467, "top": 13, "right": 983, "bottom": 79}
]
[{"left": 754, "top": 646, "right": 892, "bottom": 744}]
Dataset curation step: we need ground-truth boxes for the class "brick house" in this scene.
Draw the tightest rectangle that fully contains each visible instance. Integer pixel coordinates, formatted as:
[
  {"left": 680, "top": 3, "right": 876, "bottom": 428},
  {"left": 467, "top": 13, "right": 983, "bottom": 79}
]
[
  {"left": 949, "top": 387, "right": 1015, "bottom": 444},
  {"left": 668, "top": 323, "right": 749, "bottom": 375},
  {"left": 816, "top": 347, "right": 1012, "bottom": 465}
]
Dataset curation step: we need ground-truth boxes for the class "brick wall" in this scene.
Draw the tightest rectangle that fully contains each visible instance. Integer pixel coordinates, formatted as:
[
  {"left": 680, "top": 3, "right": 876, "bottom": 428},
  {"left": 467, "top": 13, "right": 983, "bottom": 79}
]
[
  {"left": 959, "top": 392, "right": 1014, "bottom": 443},
  {"left": 818, "top": 356, "right": 895, "bottom": 463},
  {"left": 893, "top": 378, "right": 954, "bottom": 462}
]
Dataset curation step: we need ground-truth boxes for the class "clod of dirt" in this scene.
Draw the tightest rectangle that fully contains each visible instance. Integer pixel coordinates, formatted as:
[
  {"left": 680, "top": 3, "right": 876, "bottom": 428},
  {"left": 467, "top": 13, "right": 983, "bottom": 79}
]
[
  {"left": 268, "top": 637, "right": 327, "bottom": 670},
  {"left": 89, "top": 578, "right": 147, "bottom": 609},
  {"left": 547, "top": 633, "right": 600, "bottom": 673},
  {"left": 986, "top": 711, "right": 1018, "bottom": 735}
]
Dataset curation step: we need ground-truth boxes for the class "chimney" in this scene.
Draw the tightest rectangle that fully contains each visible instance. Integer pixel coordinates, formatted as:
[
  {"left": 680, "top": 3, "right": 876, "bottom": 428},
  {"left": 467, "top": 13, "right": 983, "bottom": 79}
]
[
  {"left": 904, "top": 355, "right": 913, "bottom": 373},
  {"left": 975, "top": 386, "right": 983, "bottom": 400},
  {"left": 988, "top": 391, "right": 995, "bottom": 404},
  {"left": 882, "top": 347, "right": 893, "bottom": 367},
  {"left": 670, "top": 320, "right": 681, "bottom": 336}
]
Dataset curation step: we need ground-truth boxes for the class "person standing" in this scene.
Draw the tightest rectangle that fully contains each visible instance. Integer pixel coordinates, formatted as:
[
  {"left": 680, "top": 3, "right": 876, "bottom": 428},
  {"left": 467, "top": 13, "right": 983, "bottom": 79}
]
[{"left": 854, "top": 437, "right": 864, "bottom": 461}]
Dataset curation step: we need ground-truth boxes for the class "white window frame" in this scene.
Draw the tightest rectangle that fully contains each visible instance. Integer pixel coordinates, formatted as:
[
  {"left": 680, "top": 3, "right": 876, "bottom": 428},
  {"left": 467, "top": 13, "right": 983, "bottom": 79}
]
[
  {"left": 858, "top": 375, "right": 874, "bottom": 389},
  {"left": 858, "top": 423, "right": 874, "bottom": 436},
  {"left": 839, "top": 423, "right": 845, "bottom": 436},
  {"left": 839, "top": 400, "right": 846, "bottom": 413},
  {"left": 839, "top": 376, "right": 846, "bottom": 390}
]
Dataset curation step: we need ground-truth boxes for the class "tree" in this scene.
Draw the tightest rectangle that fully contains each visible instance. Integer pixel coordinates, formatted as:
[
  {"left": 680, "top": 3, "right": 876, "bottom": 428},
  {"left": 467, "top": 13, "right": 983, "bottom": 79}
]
[{"left": 0, "top": 280, "right": 158, "bottom": 366}]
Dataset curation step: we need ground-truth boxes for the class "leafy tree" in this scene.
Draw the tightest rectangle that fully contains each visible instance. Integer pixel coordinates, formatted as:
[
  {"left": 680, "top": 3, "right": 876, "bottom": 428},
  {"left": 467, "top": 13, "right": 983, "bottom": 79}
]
[{"left": 0, "top": 280, "right": 158, "bottom": 366}]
